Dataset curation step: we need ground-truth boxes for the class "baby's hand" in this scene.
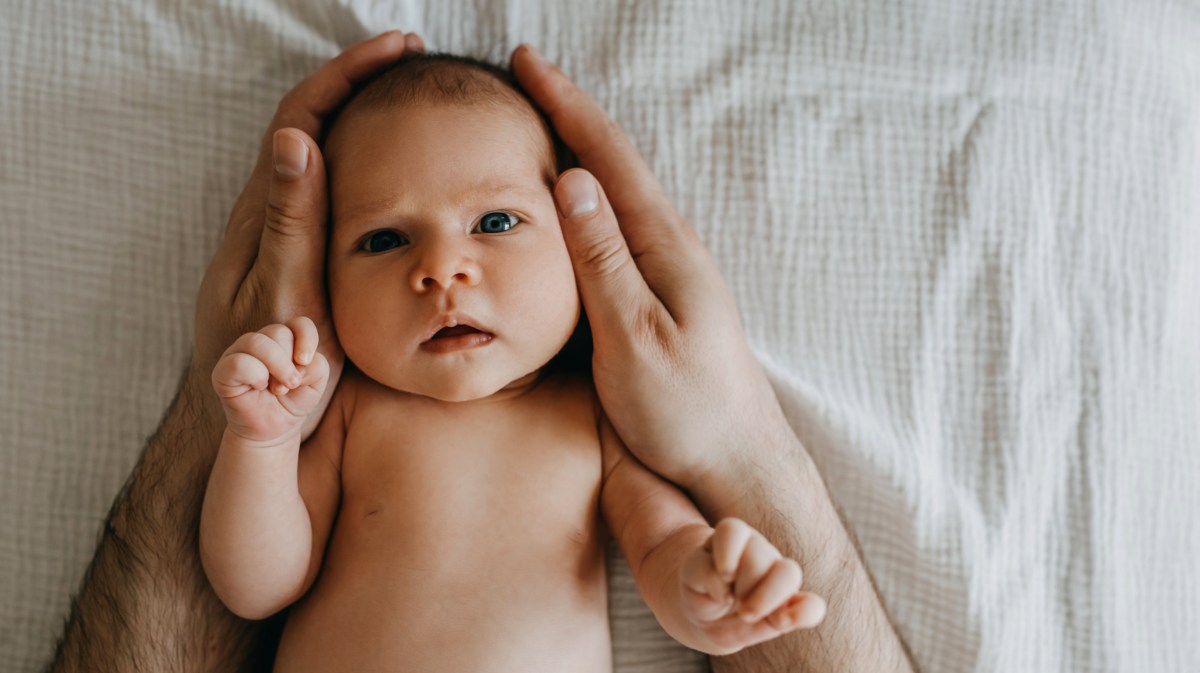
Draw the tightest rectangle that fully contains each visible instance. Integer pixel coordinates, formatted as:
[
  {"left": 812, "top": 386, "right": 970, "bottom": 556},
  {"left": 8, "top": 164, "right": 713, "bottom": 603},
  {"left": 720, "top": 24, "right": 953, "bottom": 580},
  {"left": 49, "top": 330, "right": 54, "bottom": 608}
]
[
  {"left": 211, "top": 316, "right": 330, "bottom": 444},
  {"left": 678, "top": 517, "right": 827, "bottom": 655}
]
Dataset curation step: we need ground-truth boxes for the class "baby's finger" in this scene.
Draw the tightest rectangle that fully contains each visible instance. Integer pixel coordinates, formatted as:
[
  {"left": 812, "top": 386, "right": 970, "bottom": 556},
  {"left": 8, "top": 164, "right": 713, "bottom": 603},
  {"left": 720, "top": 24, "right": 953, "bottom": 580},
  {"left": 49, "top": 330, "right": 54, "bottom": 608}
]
[
  {"left": 226, "top": 331, "right": 301, "bottom": 392},
  {"left": 212, "top": 352, "right": 271, "bottom": 398},
  {"left": 709, "top": 518, "right": 754, "bottom": 583},
  {"left": 257, "top": 324, "right": 302, "bottom": 390},
  {"left": 287, "top": 316, "right": 319, "bottom": 365},
  {"left": 763, "top": 592, "right": 827, "bottom": 631},
  {"left": 297, "top": 350, "right": 331, "bottom": 390},
  {"left": 735, "top": 558, "right": 803, "bottom": 623},
  {"left": 257, "top": 322, "right": 295, "bottom": 354},
  {"left": 732, "top": 534, "right": 783, "bottom": 604},
  {"left": 680, "top": 543, "right": 735, "bottom": 612}
]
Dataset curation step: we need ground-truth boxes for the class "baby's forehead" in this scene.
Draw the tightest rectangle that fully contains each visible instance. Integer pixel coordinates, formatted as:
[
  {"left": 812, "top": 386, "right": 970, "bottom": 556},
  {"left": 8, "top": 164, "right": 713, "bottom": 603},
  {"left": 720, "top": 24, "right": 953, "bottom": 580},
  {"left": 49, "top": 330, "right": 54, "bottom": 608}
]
[{"left": 332, "top": 97, "right": 557, "bottom": 179}]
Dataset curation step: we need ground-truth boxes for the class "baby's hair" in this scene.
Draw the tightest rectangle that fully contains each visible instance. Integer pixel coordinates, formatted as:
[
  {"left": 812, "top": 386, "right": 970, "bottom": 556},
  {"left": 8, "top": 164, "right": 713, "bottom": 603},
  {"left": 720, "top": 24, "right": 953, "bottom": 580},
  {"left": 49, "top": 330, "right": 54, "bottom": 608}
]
[
  {"left": 351, "top": 52, "right": 524, "bottom": 109},
  {"left": 326, "top": 51, "right": 575, "bottom": 174}
]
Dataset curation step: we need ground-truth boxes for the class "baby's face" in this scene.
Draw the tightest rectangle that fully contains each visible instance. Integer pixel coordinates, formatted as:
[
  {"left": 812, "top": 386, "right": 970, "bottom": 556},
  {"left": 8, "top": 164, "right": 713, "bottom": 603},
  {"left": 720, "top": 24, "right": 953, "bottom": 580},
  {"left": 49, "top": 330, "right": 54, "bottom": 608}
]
[{"left": 325, "top": 102, "right": 579, "bottom": 402}]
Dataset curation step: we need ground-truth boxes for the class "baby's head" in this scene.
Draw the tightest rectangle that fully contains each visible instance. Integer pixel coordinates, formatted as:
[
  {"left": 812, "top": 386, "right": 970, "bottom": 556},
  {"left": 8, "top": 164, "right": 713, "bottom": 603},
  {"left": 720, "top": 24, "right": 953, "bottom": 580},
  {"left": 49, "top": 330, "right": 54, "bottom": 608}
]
[{"left": 322, "top": 53, "right": 587, "bottom": 402}]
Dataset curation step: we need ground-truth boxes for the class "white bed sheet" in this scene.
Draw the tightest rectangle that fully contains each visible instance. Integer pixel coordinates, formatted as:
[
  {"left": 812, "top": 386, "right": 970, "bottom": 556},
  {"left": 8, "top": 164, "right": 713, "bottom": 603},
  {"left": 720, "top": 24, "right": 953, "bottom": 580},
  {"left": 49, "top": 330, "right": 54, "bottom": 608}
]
[{"left": 3, "top": 1, "right": 1198, "bottom": 671}]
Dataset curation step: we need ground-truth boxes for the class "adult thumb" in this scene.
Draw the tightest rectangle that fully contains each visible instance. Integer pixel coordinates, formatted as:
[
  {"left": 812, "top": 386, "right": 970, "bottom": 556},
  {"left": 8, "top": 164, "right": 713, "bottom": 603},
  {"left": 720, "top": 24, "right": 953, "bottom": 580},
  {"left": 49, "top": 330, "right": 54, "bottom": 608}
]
[
  {"left": 258, "top": 128, "right": 328, "bottom": 294},
  {"left": 554, "top": 168, "right": 655, "bottom": 339}
]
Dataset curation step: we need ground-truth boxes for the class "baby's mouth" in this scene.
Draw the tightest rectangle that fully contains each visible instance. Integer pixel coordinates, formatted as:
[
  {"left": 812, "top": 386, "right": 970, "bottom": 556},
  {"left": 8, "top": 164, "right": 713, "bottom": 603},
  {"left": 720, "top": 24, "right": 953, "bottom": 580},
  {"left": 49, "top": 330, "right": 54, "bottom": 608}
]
[{"left": 431, "top": 325, "right": 486, "bottom": 339}]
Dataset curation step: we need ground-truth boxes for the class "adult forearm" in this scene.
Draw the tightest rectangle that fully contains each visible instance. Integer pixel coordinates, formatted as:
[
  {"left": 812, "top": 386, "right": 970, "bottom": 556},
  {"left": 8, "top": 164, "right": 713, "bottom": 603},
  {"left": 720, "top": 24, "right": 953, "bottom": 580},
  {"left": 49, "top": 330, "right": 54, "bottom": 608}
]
[
  {"left": 689, "top": 429, "right": 917, "bottom": 673},
  {"left": 45, "top": 367, "right": 262, "bottom": 673}
]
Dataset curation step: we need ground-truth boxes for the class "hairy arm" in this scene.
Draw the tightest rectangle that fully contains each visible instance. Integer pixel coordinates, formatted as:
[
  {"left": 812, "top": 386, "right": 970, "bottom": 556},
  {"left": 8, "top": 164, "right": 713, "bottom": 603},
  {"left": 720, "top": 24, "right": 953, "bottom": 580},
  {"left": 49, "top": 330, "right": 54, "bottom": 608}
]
[
  {"left": 689, "top": 425, "right": 919, "bottom": 673},
  {"left": 43, "top": 31, "right": 423, "bottom": 672},
  {"left": 45, "top": 369, "right": 267, "bottom": 673},
  {"left": 512, "top": 44, "right": 917, "bottom": 670}
]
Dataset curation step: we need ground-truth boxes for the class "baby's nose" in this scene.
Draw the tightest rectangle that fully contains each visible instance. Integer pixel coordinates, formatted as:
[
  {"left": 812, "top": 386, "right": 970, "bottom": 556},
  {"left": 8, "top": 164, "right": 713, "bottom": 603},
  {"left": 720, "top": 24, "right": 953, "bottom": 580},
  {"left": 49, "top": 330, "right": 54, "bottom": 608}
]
[{"left": 409, "top": 243, "right": 481, "bottom": 291}]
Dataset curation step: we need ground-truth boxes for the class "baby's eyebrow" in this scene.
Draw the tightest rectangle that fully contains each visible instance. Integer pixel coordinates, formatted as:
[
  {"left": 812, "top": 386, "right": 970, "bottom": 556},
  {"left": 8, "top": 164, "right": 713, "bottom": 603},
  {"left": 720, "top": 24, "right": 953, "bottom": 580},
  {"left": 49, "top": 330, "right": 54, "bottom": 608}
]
[{"left": 339, "top": 181, "right": 547, "bottom": 226}]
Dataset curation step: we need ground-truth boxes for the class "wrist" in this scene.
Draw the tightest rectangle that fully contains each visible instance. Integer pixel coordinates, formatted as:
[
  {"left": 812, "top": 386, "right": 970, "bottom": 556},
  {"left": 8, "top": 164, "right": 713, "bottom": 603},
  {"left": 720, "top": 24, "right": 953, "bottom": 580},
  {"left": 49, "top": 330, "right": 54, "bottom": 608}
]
[
  {"left": 685, "top": 419, "right": 815, "bottom": 519},
  {"left": 222, "top": 424, "right": 302, "bottom": 452}
]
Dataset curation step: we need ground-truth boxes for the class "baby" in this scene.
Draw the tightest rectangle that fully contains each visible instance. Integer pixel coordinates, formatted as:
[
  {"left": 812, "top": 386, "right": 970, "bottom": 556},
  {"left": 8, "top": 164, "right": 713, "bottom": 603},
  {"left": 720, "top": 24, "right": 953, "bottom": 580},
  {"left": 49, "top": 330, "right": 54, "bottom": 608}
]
[{"left": 200, "top": 53, "right": 813, "bottom": 671}]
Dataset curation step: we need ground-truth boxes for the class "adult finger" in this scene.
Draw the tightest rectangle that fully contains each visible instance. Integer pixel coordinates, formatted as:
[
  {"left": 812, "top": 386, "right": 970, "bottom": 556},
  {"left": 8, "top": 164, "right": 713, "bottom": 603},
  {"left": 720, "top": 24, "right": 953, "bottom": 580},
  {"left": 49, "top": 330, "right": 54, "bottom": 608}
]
[
  {"left": 519, "top": 44, "right": 727, "bottom": 324},
  {"left": 553, "top": 168, "right": 666, "bottom": 339},
  {"left": 264, "top": 30, "right": 423, "bottom": 172},
  {"left": 213, "top": 30, "right": 424, "bottom": 299},
  {"left": 249, "top": 128, "right": 330, "bottom": 299},
  {"left": 511, "top": 43, "right": 682, "bottom": 240}
]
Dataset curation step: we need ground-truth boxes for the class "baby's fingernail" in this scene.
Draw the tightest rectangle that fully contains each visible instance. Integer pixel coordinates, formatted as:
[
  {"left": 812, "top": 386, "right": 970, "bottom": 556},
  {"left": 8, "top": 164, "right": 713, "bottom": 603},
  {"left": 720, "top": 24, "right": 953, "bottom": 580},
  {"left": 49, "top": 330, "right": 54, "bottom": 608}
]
[{"left": 299, "top": 351, "right": 312, "bottom": 365}]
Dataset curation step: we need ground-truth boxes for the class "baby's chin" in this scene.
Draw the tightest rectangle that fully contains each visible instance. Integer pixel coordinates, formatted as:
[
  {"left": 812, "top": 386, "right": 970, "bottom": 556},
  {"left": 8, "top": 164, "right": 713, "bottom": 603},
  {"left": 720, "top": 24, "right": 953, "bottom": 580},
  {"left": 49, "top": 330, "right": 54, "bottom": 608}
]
[
  {"left": 364, "top": 365, "right": 546, "bottom": 403},
  {"left": 403, "top": 378, "right": 508, "bottom": 402}
]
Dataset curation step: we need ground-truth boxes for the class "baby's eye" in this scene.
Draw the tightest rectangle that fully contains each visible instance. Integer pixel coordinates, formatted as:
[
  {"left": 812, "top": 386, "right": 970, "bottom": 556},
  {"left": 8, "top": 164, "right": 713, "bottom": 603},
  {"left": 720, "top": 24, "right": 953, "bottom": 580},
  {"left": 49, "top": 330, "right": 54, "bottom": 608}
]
[
  {"left": 361, "top": 230, "right": 406, "bottom": 253},
  {"left": 475, "top": 212, "right": 519, "bottom": 234}
]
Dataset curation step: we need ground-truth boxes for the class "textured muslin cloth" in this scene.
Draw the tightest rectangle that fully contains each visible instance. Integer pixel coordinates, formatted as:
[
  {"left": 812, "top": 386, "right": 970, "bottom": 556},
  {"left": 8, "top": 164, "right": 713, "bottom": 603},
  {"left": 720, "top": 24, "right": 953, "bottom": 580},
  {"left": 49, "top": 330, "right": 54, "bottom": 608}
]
[{"left": 2, "top": 1, "right": 1198, "bottom": 671}]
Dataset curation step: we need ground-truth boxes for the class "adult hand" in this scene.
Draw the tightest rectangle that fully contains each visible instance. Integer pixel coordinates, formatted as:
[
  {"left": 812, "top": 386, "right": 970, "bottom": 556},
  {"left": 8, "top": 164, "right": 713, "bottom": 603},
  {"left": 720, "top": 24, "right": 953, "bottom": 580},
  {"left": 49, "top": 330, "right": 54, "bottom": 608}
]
[
  {"left": 511, "top": 44, "right": 917, "bottom": 673},
  {"left": 47, "top": 31, "right": 428, "bottom": 673},
  {"left": 511, "top": 45, "right": 797, "bottom": 504},
  {"left": 194, "top": 30, "right": 425, "bottom": 439}
]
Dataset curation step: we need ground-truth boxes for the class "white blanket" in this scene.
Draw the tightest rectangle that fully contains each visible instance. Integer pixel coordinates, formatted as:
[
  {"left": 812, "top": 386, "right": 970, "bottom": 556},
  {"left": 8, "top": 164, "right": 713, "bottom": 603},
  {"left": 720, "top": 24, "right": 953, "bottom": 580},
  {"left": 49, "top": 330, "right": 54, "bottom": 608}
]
[{"left": 3, "top": 1, "right": 1198, "bottom": 671}]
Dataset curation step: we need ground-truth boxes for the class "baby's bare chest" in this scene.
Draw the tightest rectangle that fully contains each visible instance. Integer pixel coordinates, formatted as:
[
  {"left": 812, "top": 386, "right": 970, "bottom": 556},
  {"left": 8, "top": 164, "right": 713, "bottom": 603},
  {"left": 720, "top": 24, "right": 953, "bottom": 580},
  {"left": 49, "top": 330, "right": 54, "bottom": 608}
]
[
  {"left": 274, "top": 378, "right": 613, "bottom": 672},
  {"left": 333, "top": 377, "right": 606, "bottom": 583}
]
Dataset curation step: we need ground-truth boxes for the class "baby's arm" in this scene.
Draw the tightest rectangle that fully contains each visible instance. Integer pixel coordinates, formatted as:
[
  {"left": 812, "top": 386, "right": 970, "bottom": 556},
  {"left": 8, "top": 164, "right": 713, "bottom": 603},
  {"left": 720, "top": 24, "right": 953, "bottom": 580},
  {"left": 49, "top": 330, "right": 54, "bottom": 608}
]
[
  {"left": 199, "top": 318, "right": 342, "bottom": 620},
  {"left": 599, "top": 414, "right": 825, "bottom": 656}
]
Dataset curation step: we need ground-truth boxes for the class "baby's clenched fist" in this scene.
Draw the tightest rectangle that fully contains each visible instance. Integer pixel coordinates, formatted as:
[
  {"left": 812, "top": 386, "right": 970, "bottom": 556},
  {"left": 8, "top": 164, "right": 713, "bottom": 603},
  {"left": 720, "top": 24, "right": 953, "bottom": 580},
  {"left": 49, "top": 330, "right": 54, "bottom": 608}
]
[
  {"left": 678, "top": 517, "right": 826, "bottom": 655},
  {"left": 211, "top": 316, "right": 330, "bottom": 444}
]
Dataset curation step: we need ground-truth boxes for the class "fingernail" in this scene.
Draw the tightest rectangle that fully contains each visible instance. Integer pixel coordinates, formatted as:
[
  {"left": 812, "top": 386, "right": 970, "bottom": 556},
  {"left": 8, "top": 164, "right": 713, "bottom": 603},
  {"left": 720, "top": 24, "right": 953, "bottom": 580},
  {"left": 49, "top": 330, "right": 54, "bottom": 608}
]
[
  {"left": 405, "top": 33, "right": 424, "bottom": 52},
  {"left": 299, "top": 350, "right": 312, "bottom": 365},
  {"left": 273, "top": 130, "right": 308, "bottom": 177},
  {"left": 557, "top": 170, "right": 598, "bottom": 218}
]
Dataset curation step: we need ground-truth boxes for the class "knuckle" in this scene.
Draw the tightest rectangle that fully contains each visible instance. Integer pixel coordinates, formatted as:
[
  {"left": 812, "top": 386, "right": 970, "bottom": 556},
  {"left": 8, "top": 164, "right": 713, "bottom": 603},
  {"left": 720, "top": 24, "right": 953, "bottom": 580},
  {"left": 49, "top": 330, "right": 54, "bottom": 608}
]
[
  {"left": 246, "top": 331, "right": 280, "bottom": 354},
  {"left": 264, "top": 196, "right": 307, "bottom": 232},
  {"left": 717, "top": 517, "right": 746, "bottom": 533},
  {"left": 233, "top": 331, "right": 261, "bottom": 350},
  {"left": 577, "top": 234, "right": 628, "bottom": 277},
  {"left": 262, "top": 323, "right": 295, "bottom": 341}
]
